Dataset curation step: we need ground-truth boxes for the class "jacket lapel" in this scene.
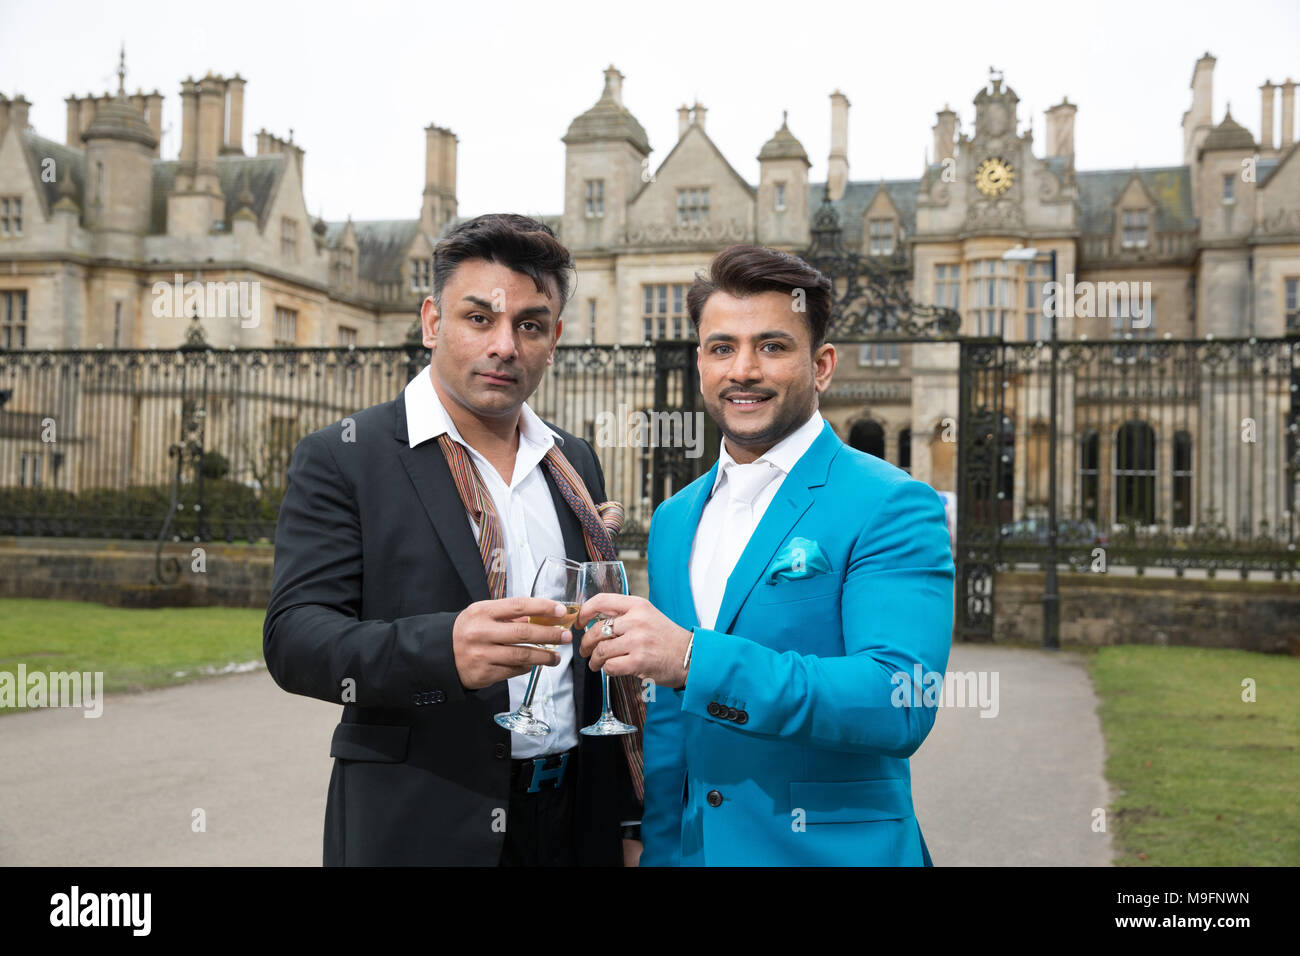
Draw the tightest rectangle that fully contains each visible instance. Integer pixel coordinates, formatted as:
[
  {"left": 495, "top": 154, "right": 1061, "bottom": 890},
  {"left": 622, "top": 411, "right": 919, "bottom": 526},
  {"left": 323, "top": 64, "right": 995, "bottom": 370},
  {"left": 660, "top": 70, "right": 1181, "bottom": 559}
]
[
  {"left": 675, "top": 461, "right": 719, "bottom": 629},
  {"left": 711, "top": 422, "right": 841, "bottom": 635},
  {"left": 393, "top": 397, "right": 491, "bottom": 604}
]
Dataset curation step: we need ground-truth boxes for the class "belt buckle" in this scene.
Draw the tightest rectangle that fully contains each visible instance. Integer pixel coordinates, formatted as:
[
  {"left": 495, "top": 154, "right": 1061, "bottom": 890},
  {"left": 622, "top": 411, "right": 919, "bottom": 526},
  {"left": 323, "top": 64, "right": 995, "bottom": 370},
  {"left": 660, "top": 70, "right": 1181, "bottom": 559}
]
[{"left": 527, "top": 752, "right": 570, "bottom": 793}]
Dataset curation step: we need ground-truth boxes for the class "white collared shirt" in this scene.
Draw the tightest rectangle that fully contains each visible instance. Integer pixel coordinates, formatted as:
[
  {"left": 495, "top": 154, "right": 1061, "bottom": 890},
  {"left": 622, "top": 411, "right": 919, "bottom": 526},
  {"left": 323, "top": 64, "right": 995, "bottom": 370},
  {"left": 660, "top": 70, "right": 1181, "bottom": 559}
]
[
  {"left": 689, "top": 409, "right": 826, "bottom": 630},
  {"left": 404, "top": 366, "right": 576, "bottom": 758}
]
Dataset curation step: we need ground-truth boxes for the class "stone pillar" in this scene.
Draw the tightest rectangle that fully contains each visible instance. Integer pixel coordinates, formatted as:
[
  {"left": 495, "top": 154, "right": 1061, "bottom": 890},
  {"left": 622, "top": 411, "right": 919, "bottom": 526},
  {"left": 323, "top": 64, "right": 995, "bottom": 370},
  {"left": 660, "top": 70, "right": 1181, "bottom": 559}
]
[
  {"left": 1259, "top": 81, "right": 1275, "bottom": 151},
  {"left": 1281, "top": 80, "right": 1295, "bottom": 148},
  {"left": 828, "top": 90, "right": 850, "bottom": 201},
  {"left": 224, "top": 75, "right": 245, "bottom": 154}
]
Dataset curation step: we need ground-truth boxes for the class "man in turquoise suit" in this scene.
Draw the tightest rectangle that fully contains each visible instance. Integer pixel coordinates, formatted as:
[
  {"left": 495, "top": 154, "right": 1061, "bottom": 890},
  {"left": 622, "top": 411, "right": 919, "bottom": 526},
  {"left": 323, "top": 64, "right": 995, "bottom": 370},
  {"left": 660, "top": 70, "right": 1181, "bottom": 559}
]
[{"left": 579, "top": 244, "right": 954, "bottom": 866}]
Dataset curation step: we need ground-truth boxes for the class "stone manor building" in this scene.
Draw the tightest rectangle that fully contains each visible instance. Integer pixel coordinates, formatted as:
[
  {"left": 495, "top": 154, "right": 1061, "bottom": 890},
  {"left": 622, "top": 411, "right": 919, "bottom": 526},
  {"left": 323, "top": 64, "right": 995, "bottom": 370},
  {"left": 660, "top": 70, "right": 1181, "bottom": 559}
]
[{"left": 1, "top": 53, "right": 1298, "bottom": 527}]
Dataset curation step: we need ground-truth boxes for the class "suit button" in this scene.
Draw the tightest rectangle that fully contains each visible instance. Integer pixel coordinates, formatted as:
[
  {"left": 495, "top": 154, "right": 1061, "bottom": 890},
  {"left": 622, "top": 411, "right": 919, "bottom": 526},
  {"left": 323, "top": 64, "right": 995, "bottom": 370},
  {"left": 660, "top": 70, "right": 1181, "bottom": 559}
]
[
  {"left": 431, "top": 690, "right": 445, "bottom": 703},
  {"left": 706, "top": 702, "right": 721, "bottom": 717},
  {"left": 411, "top": 693, "right": 422, "bottom": 705},
  {"left": 725, "top": 707, "right": 738, "bottom": 721},
  {"left": 736, "top": 710, "right": 748, "bottom": 724},
  {"left": 706, "top": 789, "right": 723, "bottom": 807},
  {"left": 494, "top": 743, "right": 508, "bottom": 759}
]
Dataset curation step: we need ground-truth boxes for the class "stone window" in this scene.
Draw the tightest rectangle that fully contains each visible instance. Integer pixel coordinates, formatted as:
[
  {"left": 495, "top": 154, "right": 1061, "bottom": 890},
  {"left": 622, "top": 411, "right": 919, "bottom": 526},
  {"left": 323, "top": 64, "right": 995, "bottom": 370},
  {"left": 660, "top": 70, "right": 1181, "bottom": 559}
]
[
  {"left": 934, "top": 263, "right": 961, "bottom": 311},
  {"left": 868, "top": 218, "right": 894, "bottom": 256},
  {"left": 676, "top": 188, "right": 709, "bottom": 225},
  {"left": 858, "top": 343, "right": 899, "bottom": 367},
  {"left": 968, "top": 259, "right": 1013, "bottom": 337},
  {"left": 1121, "top": 209, "right": 1149, "bottom": 248},
  {"left": 337, "top": 325, "right": 358, "bottom": 347},
  {"left": 273, "top": 306, "right": 298, "bottom": 347},
  {"left": 1023, "top": 260, "right": 1050, "bottom": 341},
  {"left": 1172, "top": 431, "right": 1193, "bottom": 529},
  {"left": 584, "top": 180, "right": 604, "bottom": 219},
  {"left": 1222, "top": 174, "right": 1234, "bottom": 204},
  {"left": 20, "top": 451, "right": 42, "bottom": 487},
  {"left": 411, "top": 258, "right": 432, "bottom": 293},
  {"left": 641, "top": 283, "right": 690, "bottom": 341},
  {"left": 1286, "top": 278, "right": 1299, "bottom": 333},
  {"left": 1115, "top": 421, "right": 1157, "bottom": 526},
  {"left": 281, "top": 217, "right": 298, "bottom": 261},
  {"left": 775, "top": 182, "right": 786, "bottom": 212},
  {"left": 0, "top": 197, "right": 22, "bottom": 236},
  {"left": 2, "top": 290, "right": 27, "bottom": 349}
]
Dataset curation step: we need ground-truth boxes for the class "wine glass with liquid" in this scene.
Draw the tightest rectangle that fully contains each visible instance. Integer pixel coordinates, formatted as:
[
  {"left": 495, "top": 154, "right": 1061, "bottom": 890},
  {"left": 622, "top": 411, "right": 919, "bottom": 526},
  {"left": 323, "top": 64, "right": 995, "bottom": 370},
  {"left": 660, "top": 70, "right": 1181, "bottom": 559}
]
[{"left": 493, "top": 555, "right": 582, "bottom": 736}]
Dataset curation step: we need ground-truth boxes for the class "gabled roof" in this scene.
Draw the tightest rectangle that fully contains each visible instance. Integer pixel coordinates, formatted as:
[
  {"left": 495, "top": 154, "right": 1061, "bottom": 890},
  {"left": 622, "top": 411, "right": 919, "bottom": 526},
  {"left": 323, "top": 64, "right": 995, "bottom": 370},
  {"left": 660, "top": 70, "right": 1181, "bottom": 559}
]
[
  {"left": 1075, "top": 166, "right": 1196, "bottom": 234},
  {"left": 332, "top": 219, "right": 424, "bottom": 283},
  {"left": 148, "top": 154, "right": 285, "bottom": 234},
  {"left": 636, "top": 123, "right": 757, "bottom": 203},
  {"left": 807, "top": 179, "right": 921, "bottom": 246},
  {"left": 22, "top": 131, "right": 85, "bottom": 217}
]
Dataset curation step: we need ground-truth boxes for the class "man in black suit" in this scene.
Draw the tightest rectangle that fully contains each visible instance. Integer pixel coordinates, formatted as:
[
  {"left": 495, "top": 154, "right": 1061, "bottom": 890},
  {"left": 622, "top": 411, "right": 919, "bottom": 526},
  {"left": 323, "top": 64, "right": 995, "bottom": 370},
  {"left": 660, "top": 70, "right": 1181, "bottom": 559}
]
[{"left": 264, "top": 214, "right": 641, "bottom": 866}]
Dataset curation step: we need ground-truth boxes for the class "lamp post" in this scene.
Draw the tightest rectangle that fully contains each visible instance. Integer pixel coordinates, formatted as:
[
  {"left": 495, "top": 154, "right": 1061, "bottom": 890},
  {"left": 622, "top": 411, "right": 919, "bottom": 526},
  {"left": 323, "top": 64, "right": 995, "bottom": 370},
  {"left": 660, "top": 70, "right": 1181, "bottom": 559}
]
[{"left": 1003, "top": 244, "right": 1060, "bottom": 650}]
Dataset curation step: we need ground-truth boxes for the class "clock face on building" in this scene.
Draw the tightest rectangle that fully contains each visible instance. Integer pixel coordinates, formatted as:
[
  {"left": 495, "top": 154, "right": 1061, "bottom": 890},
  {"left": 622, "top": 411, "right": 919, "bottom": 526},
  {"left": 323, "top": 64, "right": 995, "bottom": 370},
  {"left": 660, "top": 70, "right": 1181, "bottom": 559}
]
[{"left": 976, "top": 157, "right": 1014, "bottom": 196}]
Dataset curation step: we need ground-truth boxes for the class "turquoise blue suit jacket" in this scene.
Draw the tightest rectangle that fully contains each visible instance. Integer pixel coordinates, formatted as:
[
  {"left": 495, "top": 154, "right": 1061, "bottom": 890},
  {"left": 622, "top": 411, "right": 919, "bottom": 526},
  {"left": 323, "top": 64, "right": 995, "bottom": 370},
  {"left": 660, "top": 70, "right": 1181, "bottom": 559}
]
[{"left": 641, "top": 421, "right": 954, "bottom": 866}]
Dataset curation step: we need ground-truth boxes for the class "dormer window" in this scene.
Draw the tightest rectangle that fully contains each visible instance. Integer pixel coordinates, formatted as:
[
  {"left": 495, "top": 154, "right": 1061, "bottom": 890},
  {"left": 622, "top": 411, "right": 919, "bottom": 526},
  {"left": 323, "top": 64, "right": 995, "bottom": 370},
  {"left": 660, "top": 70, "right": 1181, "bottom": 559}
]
[
  {"left": 1222, "top": 174, "right": 1235, "bottom": 204},
  {"left": 1121, "top": 209, "right": 1149, "bottom": 249},
  {"left": 411, "top": 258, "right": 432, "bottom": 293},
  {"left": 869, "top": 218, "right": 895, "bottom": 256}
]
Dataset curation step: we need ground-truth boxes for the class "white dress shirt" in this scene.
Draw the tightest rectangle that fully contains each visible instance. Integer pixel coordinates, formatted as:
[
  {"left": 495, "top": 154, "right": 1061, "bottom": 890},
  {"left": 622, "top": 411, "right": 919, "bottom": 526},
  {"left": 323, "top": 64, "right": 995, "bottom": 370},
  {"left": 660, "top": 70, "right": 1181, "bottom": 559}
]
[
  {"left": 690, "top": 410, "right": 826, "bottom": 630},
  {"left": 404, "top": 366, "right": 576, "bottom": 758}
]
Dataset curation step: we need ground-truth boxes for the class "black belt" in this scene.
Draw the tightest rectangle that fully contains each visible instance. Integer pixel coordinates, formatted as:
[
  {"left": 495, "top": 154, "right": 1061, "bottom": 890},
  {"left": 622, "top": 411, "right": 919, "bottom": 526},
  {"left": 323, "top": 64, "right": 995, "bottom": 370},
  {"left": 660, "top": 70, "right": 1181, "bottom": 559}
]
[{"left": 510, "top": 749, "right": 577, "bottom": 794}]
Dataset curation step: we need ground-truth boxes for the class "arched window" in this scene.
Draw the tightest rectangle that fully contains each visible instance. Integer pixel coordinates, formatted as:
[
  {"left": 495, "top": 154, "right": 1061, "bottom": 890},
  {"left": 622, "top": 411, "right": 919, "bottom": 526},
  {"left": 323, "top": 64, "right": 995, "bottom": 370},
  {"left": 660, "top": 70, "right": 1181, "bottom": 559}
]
[
  {"left": 849, "top": 419, "right": 885, "bottom": 459},
  {"left": 898, "top": 428, "right": 912, "bottom": 472},
  {"left": 1115, "top": 421, "right": 1156, "bottom": 525},
  {"left": 1172, "top": 431, "right": 1193, "bottom": 528},
  {"left": 1078, "top": 430, "right": 1100, "bottom": 524}
]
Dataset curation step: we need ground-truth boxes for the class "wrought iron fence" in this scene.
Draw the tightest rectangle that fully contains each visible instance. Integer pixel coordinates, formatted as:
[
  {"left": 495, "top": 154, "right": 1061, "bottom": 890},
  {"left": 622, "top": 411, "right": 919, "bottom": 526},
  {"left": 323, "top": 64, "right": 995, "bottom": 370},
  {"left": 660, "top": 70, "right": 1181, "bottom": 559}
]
[
  {"left": 966, "top": 336, "right": 1299, "bottom": 577},
  {"left": 0, "top": 340, "right": 706, "bottom": 551}
]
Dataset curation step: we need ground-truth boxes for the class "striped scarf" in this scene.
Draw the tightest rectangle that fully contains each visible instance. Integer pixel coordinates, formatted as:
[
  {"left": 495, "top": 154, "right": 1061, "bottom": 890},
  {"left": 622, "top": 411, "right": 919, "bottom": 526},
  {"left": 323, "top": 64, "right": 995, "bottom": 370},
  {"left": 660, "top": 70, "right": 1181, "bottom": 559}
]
[{"left": 437, "top": 432, "right": 646, "bottom": 802}]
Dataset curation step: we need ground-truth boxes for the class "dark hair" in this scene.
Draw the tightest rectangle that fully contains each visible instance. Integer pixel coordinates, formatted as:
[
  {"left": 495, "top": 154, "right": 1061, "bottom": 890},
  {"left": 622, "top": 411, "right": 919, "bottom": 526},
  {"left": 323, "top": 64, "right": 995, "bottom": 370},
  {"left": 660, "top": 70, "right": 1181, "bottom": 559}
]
[
  {"left": 431, "top": 213, "right": 575, "bottom": 314},
  {"left": 686, "top": 244, "right": 833, "bottom": 349}
]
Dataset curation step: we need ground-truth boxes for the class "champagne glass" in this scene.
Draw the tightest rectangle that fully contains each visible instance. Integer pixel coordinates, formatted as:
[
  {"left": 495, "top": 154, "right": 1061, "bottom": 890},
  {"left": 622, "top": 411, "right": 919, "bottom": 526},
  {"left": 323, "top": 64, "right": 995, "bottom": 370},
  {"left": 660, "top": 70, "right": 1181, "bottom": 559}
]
[
  {"left": 579, "top": 560, "right": 637, "bottom": 736},
  {"left": 494, "top": 555, "right": 582, "bottom": 736}
]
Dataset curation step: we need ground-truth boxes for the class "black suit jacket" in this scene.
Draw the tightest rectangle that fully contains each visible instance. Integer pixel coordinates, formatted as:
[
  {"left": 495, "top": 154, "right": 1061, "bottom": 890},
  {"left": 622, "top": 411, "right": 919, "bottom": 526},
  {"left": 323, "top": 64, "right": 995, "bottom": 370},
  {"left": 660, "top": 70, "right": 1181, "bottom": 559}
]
[{"left": 263, "top": 391, "right": 640, "bottom": 865}]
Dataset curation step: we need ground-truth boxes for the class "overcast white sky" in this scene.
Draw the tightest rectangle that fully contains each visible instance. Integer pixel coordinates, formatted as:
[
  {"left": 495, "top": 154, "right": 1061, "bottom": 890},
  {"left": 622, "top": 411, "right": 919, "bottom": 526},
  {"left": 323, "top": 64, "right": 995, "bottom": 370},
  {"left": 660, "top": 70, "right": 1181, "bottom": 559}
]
[{"left": 3, "top": 0, "right": 1298, "bottom": 223}]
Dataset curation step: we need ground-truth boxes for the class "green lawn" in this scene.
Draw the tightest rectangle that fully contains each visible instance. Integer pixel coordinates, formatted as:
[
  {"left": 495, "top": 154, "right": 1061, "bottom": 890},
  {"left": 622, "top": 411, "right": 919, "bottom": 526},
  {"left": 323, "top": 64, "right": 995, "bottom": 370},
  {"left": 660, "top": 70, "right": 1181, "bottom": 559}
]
[
  {"left": 0, "top": 598, "right": 265, "bottom": 714},
  {"left": 1090, "top": 644, "right": 1300, "bottom": 866}
]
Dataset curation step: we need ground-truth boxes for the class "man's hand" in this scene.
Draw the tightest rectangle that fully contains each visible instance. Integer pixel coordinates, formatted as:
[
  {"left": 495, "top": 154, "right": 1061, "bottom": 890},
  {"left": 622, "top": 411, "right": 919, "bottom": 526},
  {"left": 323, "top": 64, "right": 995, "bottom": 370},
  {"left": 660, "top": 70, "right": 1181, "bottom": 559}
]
[
  {"left": 452, "top": 598, "right": 574, "bottom": 691},
  {"left": 577, "top": 594, "right": 692, "bottom": 688}
]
